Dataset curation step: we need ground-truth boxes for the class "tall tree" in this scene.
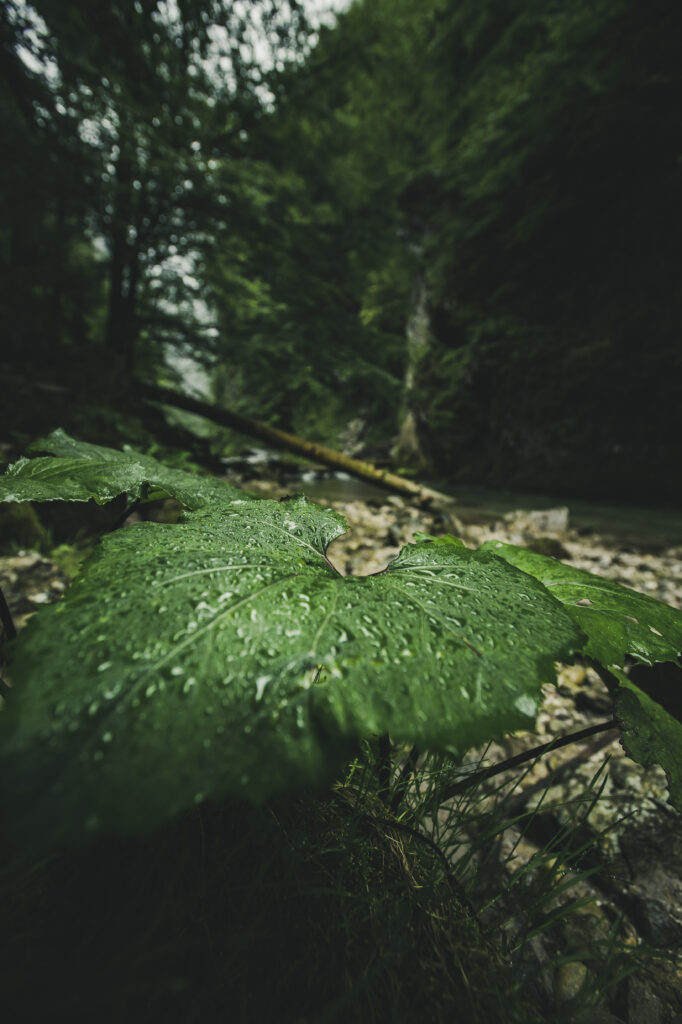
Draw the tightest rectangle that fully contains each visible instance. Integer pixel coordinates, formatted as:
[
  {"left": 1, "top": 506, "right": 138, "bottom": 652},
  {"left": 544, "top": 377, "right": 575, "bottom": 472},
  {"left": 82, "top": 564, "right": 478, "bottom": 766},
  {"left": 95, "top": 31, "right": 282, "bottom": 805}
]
[
  {"left": 202, "top": 0, "right": 439, "bottom": 442},
  {"left": 2, "top": 0, "right": 310, "bottom": 378},
  {"left": 0, "top": 0, "right": 103, "bottom": 369}
]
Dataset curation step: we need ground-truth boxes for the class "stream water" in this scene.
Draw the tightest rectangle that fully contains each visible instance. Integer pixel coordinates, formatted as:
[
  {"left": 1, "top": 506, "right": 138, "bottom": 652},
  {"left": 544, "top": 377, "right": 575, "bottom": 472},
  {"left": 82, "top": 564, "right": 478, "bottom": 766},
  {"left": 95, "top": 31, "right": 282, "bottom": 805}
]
[{"left": 222, "top": 449, "right": 682, "bottom": 551}]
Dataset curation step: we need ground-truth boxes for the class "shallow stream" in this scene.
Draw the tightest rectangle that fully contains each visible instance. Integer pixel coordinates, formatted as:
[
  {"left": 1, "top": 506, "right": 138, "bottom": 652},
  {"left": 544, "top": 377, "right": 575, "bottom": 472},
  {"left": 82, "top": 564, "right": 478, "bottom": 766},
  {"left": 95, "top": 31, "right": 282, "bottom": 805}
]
[{"left": 222, "top": 449, "right": 682, "bottom": 551}]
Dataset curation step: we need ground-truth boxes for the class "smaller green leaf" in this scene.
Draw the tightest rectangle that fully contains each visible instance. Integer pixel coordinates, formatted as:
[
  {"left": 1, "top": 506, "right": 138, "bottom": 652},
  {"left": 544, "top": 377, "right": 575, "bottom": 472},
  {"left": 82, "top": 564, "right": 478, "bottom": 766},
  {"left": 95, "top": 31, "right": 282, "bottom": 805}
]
[
  {"left": 0, "top": 429, "right": 250, "bottom": 510},
  {"left": 480, "top": 541, "right": 682, "bottom": 668},
  {"left": 610, "top": 667, "right": 682, "bottom": 811},
  {"left": 414, "top": 532, "right": 467, "bottom": 547}
]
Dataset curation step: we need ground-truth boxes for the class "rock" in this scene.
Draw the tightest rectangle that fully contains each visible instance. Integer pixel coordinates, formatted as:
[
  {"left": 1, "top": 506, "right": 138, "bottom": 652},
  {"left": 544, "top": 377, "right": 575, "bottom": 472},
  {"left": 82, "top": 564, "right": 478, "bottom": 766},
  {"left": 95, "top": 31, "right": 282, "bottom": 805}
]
[
  {"left": 555, "top": 960, "right": 588, "bottom": 1000},
  {"left": 557, "top": 665, "right": 588, "bottom": 691},
  {"left": 0, "top": 552, "right": 71, "bottom": 643},
  {"left": 562, "top": 900, "right": 613, "bottom": 947},
  {"left": 336, "top": 417, "right": 366, "bottom": 456},
  {"left": 504, "top": 506, "right": 570, "bottom": 534},
  {"left": 616, "top": 813, "right": 682, "bottom": 947},
  {"left": 628, "top": 962, "right": 682, "bottom": 1024}
]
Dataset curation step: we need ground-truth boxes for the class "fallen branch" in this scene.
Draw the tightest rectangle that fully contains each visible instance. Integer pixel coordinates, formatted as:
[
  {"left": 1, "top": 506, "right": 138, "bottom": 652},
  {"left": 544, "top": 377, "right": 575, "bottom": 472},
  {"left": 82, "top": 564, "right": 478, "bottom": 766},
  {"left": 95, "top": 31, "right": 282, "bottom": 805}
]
[{"left": 138, "top": 381, "right": 458, "bottom": 510}]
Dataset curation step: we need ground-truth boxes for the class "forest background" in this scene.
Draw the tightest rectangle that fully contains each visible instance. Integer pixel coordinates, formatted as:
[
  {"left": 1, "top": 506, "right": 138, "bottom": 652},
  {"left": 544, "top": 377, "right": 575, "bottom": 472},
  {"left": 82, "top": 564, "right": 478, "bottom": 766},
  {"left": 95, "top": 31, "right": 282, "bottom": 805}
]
[{"left": 1, "top": 0, "right": 680, "bottom": 503}]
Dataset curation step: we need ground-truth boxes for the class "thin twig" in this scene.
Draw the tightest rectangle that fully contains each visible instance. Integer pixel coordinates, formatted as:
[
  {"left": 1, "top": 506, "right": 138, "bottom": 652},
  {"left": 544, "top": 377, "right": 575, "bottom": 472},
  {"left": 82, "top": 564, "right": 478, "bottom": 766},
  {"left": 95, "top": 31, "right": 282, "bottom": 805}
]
[
  {"left": 502, "top": 731, "right": 617, "bottom": 817},
  {"left": 0, "top": 584, "right": 17, "bottom": 641},
  {"left": 434, "top": 720, "right": 619, "bottom": 804}
]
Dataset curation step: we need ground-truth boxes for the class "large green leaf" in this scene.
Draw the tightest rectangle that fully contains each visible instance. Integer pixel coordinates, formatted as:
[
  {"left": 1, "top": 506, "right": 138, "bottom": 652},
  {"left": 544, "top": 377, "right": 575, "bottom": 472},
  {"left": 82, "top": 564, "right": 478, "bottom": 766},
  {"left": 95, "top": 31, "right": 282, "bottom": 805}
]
[
  {"left": 2, "top": 497, "right": 582, "bottom": 850},
  {"left": 480, "top": 541, "right": 682, "bottom": 668},
  {"left": 0, "top": 429, "right": 249, "bottom": 510}
]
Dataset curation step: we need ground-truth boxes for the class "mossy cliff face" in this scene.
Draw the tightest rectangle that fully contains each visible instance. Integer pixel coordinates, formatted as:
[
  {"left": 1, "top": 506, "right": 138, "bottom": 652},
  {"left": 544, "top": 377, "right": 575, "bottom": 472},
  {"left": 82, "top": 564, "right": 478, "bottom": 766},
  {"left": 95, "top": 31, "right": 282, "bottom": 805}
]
[{"left": 416, "top": 321, "right": 682, "bottom": 502}]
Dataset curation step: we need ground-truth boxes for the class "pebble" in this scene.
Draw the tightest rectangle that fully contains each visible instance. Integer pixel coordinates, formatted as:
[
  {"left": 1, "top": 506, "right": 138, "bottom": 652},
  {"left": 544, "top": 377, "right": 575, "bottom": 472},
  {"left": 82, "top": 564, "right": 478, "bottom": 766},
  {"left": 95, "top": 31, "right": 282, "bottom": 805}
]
[{"left": 555, "top": 961, "right": 589, "bottom": 1001}]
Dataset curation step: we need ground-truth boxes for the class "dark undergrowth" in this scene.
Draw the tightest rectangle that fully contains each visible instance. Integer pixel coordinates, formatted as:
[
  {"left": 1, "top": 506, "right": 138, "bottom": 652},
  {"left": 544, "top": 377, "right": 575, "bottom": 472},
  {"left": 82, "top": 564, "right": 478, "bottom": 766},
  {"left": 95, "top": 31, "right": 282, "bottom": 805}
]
[{"left": 0, "top": 751, "right": 640, "bottom": 1024}]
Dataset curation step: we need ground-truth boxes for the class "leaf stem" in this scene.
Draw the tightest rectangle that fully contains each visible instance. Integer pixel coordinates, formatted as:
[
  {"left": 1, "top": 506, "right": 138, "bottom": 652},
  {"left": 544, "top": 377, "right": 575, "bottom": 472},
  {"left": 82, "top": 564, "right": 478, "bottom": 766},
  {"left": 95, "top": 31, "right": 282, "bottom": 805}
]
[
  {"left": 434, "top": 720, "right": 619, "bottom": 804},
  {"left": 322, "top": 551, "right": 342, "bottom": 576}
]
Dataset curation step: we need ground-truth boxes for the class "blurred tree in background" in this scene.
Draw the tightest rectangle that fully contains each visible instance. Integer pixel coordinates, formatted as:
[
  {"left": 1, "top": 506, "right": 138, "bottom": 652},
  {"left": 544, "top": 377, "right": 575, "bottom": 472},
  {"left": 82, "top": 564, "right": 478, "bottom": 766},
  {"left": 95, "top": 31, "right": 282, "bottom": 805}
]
[
  {"left": 1, "top": 0, "right": 680, "bottom": 499},
  {"left": 414, "top": 0, "right": 682, "bottom": 498},
  {"left": 0, "top": 0, "right": 310, "bottom": 388}
]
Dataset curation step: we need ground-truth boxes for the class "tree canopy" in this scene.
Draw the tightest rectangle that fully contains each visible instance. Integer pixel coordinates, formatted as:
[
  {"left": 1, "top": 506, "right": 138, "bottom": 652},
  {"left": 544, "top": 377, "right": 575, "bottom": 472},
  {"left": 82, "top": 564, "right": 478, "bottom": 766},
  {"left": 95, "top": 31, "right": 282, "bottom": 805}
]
[{"left": 1, "top": 0, "right": 680, "bottom": 498}]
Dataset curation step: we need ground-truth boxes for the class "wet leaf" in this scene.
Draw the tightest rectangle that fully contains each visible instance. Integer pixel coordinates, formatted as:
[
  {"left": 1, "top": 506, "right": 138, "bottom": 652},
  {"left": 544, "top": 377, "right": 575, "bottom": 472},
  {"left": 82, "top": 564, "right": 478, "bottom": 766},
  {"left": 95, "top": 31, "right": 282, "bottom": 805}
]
[
  {"left": 480, "top": 541, "right": 682, "bottom": 668},
  {"left": 414, "top": 532, "right": 466, "bottom": 547},
  {"left": 2, "top": 497, "right": 582, "bottom": 850},
  {"left": 0, "top": 429, "right": 249, "bottom": 510},
  {"left": 481, "top": 541, "right": 682, "bottom": 805},
  {"left": 610, "top": 667, "right": 682, "bottom": 811}
]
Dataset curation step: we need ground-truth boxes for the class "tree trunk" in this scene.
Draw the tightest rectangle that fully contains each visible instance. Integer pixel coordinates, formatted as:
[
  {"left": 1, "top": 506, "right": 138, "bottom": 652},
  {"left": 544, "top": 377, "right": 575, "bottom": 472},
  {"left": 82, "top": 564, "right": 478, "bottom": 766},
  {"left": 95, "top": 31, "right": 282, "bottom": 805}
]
[
  {"left": 393, "top": 269, "right": 431, "bottom": 470},
  {"left": 105, "top": 143, "right": 137, "bottom": 374},
  {"left": 51, "top": 194, "right": 64, "bottom": 351},
  {"left": 139, "top": 381, "right": 459, "bottom": 514}
]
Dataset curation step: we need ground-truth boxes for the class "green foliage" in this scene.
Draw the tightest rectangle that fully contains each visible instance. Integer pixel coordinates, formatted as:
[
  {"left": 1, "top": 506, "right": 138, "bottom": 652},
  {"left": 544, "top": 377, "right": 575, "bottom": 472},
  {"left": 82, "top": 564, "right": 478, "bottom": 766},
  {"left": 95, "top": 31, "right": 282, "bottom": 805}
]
[
  {"left": 413, "top": 0, "right": 682, "bottom": 495},
  {"left": 481, "top": 540, "right": 682, "bottom": 808},
  {"left": 248, "top": 0, "right": 681, "bottom": 494},
  {"left": 611, "top": 669, "right": 682, "bottom": 811},
  {"left": 49, "top": 542, "right": 90, "bottom": 580},
  {"left": 1, "top": 0, "right": 312, "bottom": 381},
  {"left": 200, "top": 4, "right": 417, "bottom": 437},
  {"left": 2, "top": 434, "right": 682, "bottom": 857},
  {"left": 3, "top": 0, "right": 681, "bottom": 496},
  {"left": 480, "top": 541, "right": 682, "bottom": 668},
  {"left": 0, "top": 428, "right": 248, "bottom": 509}
]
